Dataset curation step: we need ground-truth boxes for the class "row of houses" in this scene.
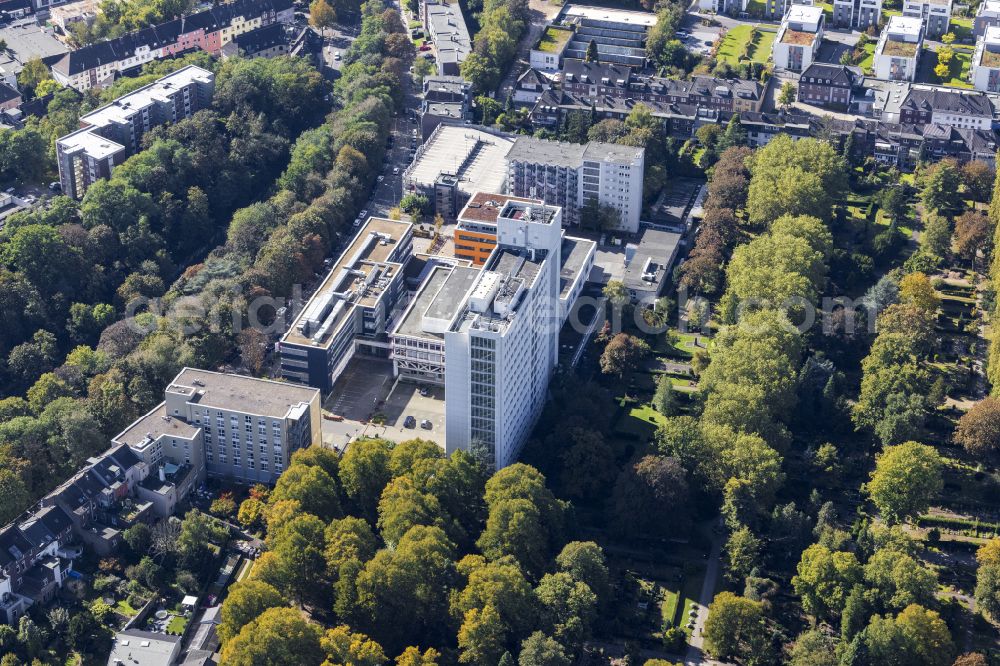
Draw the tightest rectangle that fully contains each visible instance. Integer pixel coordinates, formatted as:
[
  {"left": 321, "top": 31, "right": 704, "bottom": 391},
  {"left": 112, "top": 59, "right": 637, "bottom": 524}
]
[
  {"left": 516, "top": 55, "right": 1000, "bottom": 169},
  {"left": 50, "top": 0, "right": 294, "bottom": 91},
  {"left": 0, "top": 368, "right": 322, "bottom": 626}
]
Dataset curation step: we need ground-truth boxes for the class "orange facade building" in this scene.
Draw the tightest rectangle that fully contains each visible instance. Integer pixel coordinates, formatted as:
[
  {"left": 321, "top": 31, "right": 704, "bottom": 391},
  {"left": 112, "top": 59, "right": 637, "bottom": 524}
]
[{"left": 454, "top": 193, "right": 543, "bottom": 265}]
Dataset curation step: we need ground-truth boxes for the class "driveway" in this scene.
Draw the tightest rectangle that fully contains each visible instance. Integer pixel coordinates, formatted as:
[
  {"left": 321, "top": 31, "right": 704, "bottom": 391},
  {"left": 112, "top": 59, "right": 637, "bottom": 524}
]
[{"left": 497, "top": 0, "right": 562, "bottom": 98}]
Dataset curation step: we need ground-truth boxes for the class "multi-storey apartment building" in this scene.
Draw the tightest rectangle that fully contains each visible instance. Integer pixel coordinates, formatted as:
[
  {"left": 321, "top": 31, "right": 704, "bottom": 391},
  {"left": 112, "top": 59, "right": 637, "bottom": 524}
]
[
  {"left": 505, "top": 136, "right": 645, "bottom": 232},
  {"left": 55, "top": 65, "right": 214, "bottom": 199},
  {"left": 833, "top": 0, "right": 882, "bottom": 29},
  {"left": 0, "top": 505, "right": 74, "bottom": 625},
  {"left": 50, "top": 0, "right": 292, "bottom": 91},
  {"left": 797, "top": 63, "right": 857, "bottom": 109},
  {"left": 531, "top": 61, "right": 763, "bottom": 134},
  {"left": 976, "top": 0, "right": 1000, "bottom": 36},
  {"left": 773, "top": 5, "right": 824, "bottom": 72},
  {"left": 874, "top": 16, "right": 924, "bottom": 81},
  {"left": 420, "top": 75, "right": 472, "bottom": 140},
  {"left": 902, "top": 0, "right": 951, "bottom": 38},
  {"left": 116, "top": 368, "right": 321, "bottom": 484},
  {"left": 559, "top": 5, "right": 656, "bottom": 68},
  {"left": 43, "top": 444, "right": 154, "bottom": 556},
  {"left": 280, "top": 218, "right": 414, "bottom": 392},
  {"left": 897, "top": 86, "right": 993, "bottom": 128},
  {"left": 423, "top": 0, "right": 471, "bottom": 76},
  {"left": 973, "top": 26, "right": 1000, "bottom": 92}
]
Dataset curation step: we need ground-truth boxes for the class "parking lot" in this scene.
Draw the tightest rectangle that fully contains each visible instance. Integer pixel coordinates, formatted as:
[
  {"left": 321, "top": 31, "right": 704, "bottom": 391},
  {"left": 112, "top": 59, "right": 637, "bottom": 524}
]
[{"left": 321, "top": 356, "right": 447, "bottom": 450}]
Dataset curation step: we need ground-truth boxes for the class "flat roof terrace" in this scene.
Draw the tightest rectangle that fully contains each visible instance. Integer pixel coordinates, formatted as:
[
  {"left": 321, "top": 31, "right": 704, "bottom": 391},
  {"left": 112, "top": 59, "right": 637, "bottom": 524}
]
[
  {"left": 284, "top": 217, "right": 411, "bottom": 348},
  {"left": 80, "top": 65, "right": 213, "bottom": 128},
  {"left": 396, "top": 265, "right": 480, "bottom": 340},
  {"left": 560, "top": 236, "right": 597, "bottom": 299},
  {"left": 112, "top": 402, "right": 200, "bottom": 449},
  {"left": 882, "top": 39, "right": 919, "bottom": 57},
  {"left": 458, "top": 192, "right": 540, "bottom": 225},
  {"left": 782, "top": 29, "right": 817, "bottom": 45}
]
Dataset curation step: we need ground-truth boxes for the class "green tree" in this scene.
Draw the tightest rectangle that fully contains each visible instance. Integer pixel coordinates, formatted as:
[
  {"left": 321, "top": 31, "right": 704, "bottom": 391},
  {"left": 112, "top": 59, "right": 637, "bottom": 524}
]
[
  {"left": 725, "top": 526, "right": 762, "bottom": 584},
  {"left": 745, "top": 135, "right": 846, "bottom": 228},
  {"left": 585, "top": 39, "right": 598, "bottom": 62},
  {"left": 321, "top": 625, "right": 386, "bottom": 666},
  {"left": 354, "top": 526, "right": 456, "bottom": 654},
  {"left": 219, "top": 607, "right": 324, "bottom": 666},
  {"left": 600, "top": 333, "right": 650, "bottom": 379},
  {"left": 652, "top": 372, "right": 677, "bottom": 417},
  {"left": 778, "top": 81, "right": 797, "bottom": 108},
  {"left": 792, "top": 544, "right": 863, "bottom": 621},
  {"left": 377, "top": 475, "right": 445, "bottom": 545},
  {"left": 218, "top": 580, "right": 286, "bottom": 645},
  {"left": 339, "top": 438, "right": 392, "bottom": 521},
  {"left": 866, "top": 441, "right": 943, "bottom": 524},
  {"left": 702, "top": 592, "right": 771, "bottom": 663},
  {"left": 921, "top": 211, "right": 952, "bottom": 261},
  {"left": 268, "top": 513, "right": 329, "bottom": 607},
  {"left": 269, "top": 462, "right": 342, "bottom": 522},
  {"left": 861, "top": 604, "right": 953, "bottom": 666},
  {"left": 555, "top": 542, "right": 610, "bottom": 607},
  {"left": 864, "top": 548, "right": 937, "bottom": 611},
  {"left": 921, "top": 160, "right": 964, "bottom": 214},
  {"left": 788, "top": 628, "right": 840, "bottom": 666},
  {"left": 16, "top": 58, "right": 51, "bottom": 99},
  {"left": 324, "top": 516, "right": 378, "bottom": 578},
  {"left": 534, "top": 572, "right": 597, "bottom": 653},
  {"left": 519, "top": 631, "right": 571, "bottom": 666},
  {"left": 309, "top": 0, "right": 337, "bottom": 37}
]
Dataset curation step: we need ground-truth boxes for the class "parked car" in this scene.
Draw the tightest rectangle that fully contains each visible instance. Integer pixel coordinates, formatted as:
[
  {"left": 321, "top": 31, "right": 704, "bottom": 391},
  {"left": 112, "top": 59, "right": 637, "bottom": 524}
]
[
  {"left": 404, "top": 415, "right": 416, "bottom": 428},
  {"left": 360, "top": 209, "right": 368, "bottom": 218},
  {"left": 420, "top": 419, "right": 432, "bottom": 430},
  {"left": 333, "top": 51, "right": 341, "bottom": 60},
  {"left": 419, "top": 386, "right": 430, "bottom": 396},
  {"left": 377, "top": 175, "right": 385, "bottom": 182},
  {"left": 393, "top": 167, "right": 400, "bottom": 175},
  {"left": 419, "top": 44, "right": 431, "bottom": 51}
]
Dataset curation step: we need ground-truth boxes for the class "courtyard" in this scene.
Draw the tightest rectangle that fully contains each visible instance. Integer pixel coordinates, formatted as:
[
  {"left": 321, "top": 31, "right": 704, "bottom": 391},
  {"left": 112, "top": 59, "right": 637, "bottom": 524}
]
[{"left": 321, "top": 356, "right": 447, "bottom": 450}]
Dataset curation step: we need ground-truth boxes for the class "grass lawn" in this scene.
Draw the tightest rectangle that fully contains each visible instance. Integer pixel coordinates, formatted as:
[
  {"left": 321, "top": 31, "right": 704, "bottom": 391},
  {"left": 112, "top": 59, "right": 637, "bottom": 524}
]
[
  {"left": 536, "top": 25, "right": 572, "bottom": 53},
  {"left": 115, "top": 599, "right": 140, "bottom": 617},
  {"left": 858, "top": 41, "right": 877, "bottom": 74},
  {"left": 629, "top": 403, "right": 668, "bottom": 429},
  {"left": 951, "top": 17, "right": 972, "bottom": 42},
  {"left": 661, "top": 587, "right": 681, "bottom": 627},
  {"left": 678, "top": 568, "right": 706, "bottom": 636},
  {"left": 166, "top": 615, "right": 189, "bottom": 635},
  {"left": 931, "top": 47, "right": 973, "bottom": 88},
  {"left": 748, "top": 29, "right": 776, "bottom": 63},
  {"left": 716, "top": 24, "right": 753, "bottom": 65}
]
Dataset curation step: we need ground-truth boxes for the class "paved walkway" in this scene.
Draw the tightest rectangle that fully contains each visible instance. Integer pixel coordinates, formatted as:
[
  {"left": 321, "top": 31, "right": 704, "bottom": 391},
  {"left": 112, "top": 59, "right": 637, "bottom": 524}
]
[{"left": 684, "top": 524, "right": 726, "bottom": 666}]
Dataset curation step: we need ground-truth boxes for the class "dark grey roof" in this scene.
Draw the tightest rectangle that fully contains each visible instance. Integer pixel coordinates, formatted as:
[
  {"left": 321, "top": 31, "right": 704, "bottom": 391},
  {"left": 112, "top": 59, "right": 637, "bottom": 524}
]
[
  {"left": 227, "top": 21, "right": 288, "bottom": 54},
  {"left": 0, "top": 82, "right": 20, "bottom": 105},
  {"left": 562, "top": 58, "right": 633, "bottom": 85},
  {"left": 800, "top": 62, "right": 854, "bottom": 86},
  {"left": 517, "top": 67, "right": 549, "bottom": 88},
  {"left": 53, "top": 0, "right": 292, "bottom": 76},
  {"left": 900, "top": 87, "right": 994, "bottom": 116},
  {"left": 0, "top": 524, "right": 33, "bottom": 567}
]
